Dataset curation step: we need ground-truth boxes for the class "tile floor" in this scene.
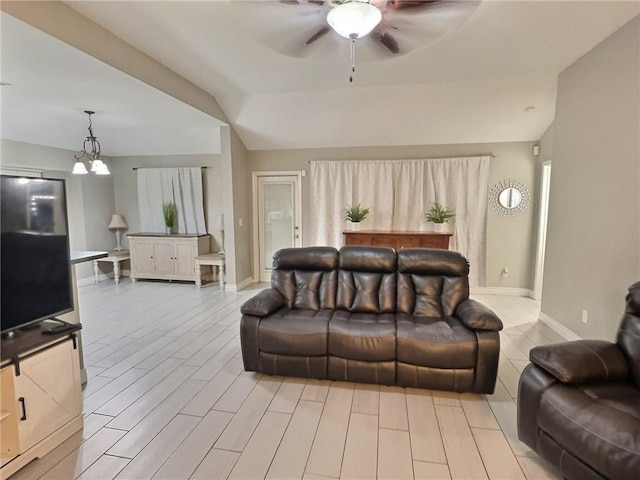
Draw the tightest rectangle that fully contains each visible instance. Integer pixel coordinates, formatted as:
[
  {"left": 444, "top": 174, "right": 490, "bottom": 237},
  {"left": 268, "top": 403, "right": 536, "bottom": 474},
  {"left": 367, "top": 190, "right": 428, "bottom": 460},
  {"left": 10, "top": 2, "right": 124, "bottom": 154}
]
[{"left": 11, "top": 279, "right": 564, "bottom": 479}]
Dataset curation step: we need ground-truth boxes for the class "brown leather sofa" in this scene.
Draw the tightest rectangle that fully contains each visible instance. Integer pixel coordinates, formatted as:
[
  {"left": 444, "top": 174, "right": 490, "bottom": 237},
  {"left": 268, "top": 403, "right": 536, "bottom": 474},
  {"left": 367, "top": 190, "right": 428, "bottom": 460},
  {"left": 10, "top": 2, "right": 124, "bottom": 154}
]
[
  {"left": 517, "top": 282, "right": 640, "bottom": 480},
  {"left": 240, "top": 246, "right": 503, "bottom": 393}
]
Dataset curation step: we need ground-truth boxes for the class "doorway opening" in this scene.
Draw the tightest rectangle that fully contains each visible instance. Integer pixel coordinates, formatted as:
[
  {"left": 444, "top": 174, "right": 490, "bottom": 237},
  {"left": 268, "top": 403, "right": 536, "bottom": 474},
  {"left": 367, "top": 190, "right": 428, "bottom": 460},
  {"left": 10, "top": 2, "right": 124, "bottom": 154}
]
[{"left": 533, "top": 161, "right": 551, "bottom": 300}]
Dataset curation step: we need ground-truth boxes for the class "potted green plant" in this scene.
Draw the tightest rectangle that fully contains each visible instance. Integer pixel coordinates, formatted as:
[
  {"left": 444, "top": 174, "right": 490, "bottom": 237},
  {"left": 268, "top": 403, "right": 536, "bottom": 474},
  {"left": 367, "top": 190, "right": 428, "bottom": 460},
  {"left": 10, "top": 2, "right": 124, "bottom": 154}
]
[
  {"left": 162, "top": 202, "right": 176, "bottom": 234},
  {"left": 344, "top": 203, "right": 370, "bottom": 231},
  {"left": 425, "top": 201, "right": 455, "bottom": 233}
]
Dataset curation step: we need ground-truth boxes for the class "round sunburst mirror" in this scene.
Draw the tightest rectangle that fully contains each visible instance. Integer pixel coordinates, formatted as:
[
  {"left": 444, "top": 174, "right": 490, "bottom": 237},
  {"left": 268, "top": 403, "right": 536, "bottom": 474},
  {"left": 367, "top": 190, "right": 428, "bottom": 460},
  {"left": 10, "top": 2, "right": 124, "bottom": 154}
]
[{"left": 489, "top": 179, "right": 530, "bottom": 217}]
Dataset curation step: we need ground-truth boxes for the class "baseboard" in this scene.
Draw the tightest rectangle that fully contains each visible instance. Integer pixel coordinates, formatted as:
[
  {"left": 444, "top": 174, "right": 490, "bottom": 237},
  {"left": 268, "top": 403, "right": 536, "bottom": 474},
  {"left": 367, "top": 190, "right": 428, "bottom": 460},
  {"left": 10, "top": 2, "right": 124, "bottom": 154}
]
[
  {"left": 538, "top": 311, "right": 582, "bottom": 341},
  {"left": 77, "top": 274, "right": 110, "bottom": 287},
  {"left": 471, "top": 287, "right": 534, "bottom": 297},
  {"left": 225, "top": 276, "right": 255, "bottom": 292},
  {"left": 78, "top": 271, "right": 132, "bottom": 287}
]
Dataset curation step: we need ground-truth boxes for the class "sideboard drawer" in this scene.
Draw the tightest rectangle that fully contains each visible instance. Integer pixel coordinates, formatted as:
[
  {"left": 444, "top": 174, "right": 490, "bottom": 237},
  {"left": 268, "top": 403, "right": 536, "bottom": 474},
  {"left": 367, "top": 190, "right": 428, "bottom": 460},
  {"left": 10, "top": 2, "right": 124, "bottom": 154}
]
[{"left": 344, "top": 231, "right": 452, "bottom": 250}]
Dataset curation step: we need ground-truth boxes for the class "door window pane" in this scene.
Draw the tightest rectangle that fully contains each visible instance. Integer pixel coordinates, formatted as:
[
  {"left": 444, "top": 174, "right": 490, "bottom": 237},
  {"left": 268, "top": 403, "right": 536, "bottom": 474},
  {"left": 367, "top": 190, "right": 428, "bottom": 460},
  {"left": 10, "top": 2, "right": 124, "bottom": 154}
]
[{"left": 263, "top": 183, "right": 293, "bottom": 270}]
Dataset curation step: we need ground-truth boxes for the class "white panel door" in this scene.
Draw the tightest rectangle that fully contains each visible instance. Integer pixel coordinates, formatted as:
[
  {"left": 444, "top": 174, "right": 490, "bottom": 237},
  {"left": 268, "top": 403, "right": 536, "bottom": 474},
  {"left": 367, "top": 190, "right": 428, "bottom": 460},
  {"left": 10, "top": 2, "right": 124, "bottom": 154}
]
[{"left": 256, "top": 175, "right": 302, "bottom": 282}]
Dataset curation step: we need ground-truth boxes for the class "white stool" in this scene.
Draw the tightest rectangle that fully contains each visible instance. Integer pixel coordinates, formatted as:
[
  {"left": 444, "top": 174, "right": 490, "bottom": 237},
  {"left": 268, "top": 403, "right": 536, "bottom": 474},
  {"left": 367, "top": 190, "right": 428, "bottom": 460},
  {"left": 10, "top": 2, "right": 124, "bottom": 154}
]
[
  {"left": 194, "top": 253, "right": 226, "bottom": 289},
  {"left": 93, "top": 250, "right": 130, "bottom": 284}
]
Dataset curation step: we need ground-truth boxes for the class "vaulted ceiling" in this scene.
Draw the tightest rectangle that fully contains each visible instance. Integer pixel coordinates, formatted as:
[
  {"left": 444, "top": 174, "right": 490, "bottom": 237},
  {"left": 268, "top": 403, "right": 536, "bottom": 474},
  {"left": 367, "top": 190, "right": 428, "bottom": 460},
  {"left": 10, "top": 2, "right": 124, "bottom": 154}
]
[{"left": 2, "top": 1, "right": 639, "bottom": 153}]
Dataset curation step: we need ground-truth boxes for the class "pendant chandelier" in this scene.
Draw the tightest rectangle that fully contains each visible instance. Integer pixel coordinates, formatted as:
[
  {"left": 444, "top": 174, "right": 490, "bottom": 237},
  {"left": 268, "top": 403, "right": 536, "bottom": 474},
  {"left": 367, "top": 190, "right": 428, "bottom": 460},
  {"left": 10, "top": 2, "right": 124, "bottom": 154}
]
[{"left": 72, "top": 110, "right": 110, "bottom": 175}]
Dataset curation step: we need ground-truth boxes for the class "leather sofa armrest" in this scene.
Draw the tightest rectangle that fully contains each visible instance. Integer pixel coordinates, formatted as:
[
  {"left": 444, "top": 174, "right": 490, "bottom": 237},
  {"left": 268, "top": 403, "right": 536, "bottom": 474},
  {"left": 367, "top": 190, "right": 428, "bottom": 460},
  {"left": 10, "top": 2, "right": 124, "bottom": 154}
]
[
  {"left": 455, "top": 299, "right": 503, "bottom": 331},
  {"left": 517, "top": 363, "right": 557, "bottom": 449},
  {"left": 530, "top": 340, "right": 629, "bottom": 384},
  {"left": 241, "top": 288, "right": 285, "bottom": 317}
]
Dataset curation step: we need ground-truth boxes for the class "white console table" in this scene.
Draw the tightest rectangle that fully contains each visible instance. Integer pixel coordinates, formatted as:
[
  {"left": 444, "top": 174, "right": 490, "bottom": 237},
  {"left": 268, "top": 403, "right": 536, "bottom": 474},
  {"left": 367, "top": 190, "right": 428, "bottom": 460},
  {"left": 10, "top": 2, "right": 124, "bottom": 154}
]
[{"left": 93, "top": 250, "right": 130, "bottom": 284}]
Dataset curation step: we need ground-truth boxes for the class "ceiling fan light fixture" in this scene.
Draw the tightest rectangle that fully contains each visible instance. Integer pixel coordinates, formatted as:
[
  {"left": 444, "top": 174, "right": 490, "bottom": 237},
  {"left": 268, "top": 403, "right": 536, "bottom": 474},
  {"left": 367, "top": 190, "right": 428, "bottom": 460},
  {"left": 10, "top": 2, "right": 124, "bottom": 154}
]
[{"left": 327, "top": 1, "right": 382, "bottom": 39}]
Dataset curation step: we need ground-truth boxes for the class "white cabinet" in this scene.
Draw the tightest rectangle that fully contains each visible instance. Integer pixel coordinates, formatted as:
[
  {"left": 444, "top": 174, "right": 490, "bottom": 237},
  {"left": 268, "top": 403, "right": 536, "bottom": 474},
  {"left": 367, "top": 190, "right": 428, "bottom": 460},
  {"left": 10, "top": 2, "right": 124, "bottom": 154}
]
[
  {"left": 1, "top": 334, "right": 83, "bottom": 478},
  {"left": 128, "top": 233, "right": 211, "bottom": 283}
]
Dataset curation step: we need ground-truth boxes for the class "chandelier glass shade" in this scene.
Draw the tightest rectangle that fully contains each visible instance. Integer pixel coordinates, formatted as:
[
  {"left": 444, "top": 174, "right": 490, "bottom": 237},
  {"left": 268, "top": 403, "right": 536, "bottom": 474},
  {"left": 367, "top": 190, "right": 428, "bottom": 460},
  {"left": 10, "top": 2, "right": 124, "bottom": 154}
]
[
  {"left": 326, "top": 1, "right": 382, "bottom": 39},
  {"left": 73, "top": 110, "right": 110, "bottom": 175}
]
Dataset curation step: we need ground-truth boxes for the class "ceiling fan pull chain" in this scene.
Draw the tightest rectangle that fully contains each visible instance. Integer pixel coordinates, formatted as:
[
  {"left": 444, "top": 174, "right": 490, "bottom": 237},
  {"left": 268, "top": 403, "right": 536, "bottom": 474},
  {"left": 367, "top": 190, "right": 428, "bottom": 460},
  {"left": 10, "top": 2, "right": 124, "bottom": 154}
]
[{"left": 350, "top": 38, "right": 356, "bottom": 83}]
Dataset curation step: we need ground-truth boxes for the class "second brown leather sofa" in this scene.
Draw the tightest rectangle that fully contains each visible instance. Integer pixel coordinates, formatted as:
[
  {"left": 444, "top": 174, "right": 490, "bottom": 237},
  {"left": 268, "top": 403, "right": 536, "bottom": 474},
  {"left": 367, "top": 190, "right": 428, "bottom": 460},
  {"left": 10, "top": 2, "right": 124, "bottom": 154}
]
[{"left": 240, "top": 246, "right": 503, "bottom": 393}]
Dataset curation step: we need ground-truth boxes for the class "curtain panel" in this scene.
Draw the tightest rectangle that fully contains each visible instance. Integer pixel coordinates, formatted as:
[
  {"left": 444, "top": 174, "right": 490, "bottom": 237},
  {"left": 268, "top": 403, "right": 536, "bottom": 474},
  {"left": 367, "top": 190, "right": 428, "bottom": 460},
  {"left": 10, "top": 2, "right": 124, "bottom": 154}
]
[
  {"left": 137, "top": 167, "right": 207, "bottom": 234},
  {"left": 309, "top": 157, "right": 490, "bottom": 286}
]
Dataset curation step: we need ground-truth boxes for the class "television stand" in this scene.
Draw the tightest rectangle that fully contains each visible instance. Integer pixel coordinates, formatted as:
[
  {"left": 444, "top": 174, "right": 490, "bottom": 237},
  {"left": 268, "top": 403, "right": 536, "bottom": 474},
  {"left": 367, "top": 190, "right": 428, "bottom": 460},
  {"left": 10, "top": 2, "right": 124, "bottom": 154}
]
[
  {"left": 0, "top": 323, "right": 83, "bottom": 478},
  {"left": 41, "top": 318, "right": 74, "bottom": 334}
]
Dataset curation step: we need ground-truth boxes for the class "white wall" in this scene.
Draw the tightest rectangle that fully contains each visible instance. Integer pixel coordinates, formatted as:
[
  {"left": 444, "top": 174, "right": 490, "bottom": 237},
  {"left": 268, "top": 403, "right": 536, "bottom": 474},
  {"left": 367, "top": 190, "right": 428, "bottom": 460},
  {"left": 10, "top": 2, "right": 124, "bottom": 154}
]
[
  {"left": 230, "top": 128, "right": 253, "bottom": 285},
  {"left": 541, "top": 16, "right": 640, "bottom": 340},
  {"left": 250, "top": 141, "right": 537, "bottom": 289}
]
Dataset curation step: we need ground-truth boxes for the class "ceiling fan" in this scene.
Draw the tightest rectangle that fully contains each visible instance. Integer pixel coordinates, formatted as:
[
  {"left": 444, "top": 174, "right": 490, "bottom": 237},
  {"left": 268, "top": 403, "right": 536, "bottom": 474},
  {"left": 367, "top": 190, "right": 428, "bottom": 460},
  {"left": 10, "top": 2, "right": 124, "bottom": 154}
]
[{"left": 280, "top": 0, "right": 481, "bottom": 56}]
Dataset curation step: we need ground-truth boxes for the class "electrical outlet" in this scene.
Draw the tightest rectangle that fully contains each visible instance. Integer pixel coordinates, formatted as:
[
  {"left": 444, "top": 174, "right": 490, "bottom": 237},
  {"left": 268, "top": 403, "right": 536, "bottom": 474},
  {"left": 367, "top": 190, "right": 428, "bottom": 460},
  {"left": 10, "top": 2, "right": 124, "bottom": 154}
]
[
  {"left": 581, "top": 310, "right": 589, "bottom": 324},
  {"left": 238, "top": 218, "right": 244, "bottom": 227},
  {"left": 501, "top": 267, "right": 509, "bottom": 278}
]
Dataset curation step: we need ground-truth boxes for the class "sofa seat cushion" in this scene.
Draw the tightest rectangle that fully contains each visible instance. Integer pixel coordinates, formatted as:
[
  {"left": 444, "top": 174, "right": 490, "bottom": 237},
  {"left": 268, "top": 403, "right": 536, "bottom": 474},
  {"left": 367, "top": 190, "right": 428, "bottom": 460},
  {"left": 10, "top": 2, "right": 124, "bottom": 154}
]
[
  {"left": 538, "top": 382, "right": 640, "bottom": 480},
  {"left": 329, "top": 310, "right": 396, "bottom": 361},
  {"left": 396, "top": 314, "right": 477, "bottom": 368},
  {"left": 258, "top": 309, "right": 332, "bottom": 356}
]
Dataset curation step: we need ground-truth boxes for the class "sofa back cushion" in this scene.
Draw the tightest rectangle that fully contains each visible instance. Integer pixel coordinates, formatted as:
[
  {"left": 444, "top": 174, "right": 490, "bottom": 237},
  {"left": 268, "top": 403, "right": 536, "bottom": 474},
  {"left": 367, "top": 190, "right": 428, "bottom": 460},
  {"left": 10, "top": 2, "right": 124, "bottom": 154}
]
[
  {"left": 617, "top": 281, "right": 640, "bottom": 388},
  {"left": 397, "top": 249, "right": 469, "bottom": 317},
  {"left": 337, "top": 246, "right": 396, "bottom": 313},
  {"left": 272, "top": 247, "right": 339, "bottom": 310}
]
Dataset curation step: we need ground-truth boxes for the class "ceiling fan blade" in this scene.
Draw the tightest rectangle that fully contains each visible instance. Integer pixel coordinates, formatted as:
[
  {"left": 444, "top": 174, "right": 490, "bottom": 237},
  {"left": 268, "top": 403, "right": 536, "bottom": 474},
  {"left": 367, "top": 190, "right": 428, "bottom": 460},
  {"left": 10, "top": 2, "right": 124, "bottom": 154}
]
[
  {"left": 280, "top": 0, "right": 326, "bottom": 5},
  {"left": 305, "top": 26, "right": 331, "bottom": 46},
  {"left": 389, "top": 0, "right": 440, "bottom": 10},
  {"left": 379, "top": 32, "right": 400, "bottom": 54}
]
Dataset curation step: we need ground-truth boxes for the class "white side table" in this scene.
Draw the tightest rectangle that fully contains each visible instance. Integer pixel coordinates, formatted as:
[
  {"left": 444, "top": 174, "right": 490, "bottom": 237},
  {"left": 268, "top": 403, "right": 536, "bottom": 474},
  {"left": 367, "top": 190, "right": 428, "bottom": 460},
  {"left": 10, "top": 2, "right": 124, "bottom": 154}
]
[
  {"left": 93, "top": 250, "right": 130, "bottom": 284},
  {"left": 194, "top": 253, "right": 225, "bottom": 289}
]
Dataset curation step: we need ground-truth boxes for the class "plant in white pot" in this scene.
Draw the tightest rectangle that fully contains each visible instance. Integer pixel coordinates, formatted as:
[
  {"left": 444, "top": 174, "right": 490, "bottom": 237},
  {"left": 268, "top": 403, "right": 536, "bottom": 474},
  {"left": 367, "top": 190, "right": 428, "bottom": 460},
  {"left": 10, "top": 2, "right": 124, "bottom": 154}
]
[
  {"left": 425, "top": 201, "right": 455, "bottom": 233},
  {"left": 162, "top": 202, "right": 177, "bottom": 234},
  {"left": 345, "top": 203, "right": 370, "bottom": 231}
]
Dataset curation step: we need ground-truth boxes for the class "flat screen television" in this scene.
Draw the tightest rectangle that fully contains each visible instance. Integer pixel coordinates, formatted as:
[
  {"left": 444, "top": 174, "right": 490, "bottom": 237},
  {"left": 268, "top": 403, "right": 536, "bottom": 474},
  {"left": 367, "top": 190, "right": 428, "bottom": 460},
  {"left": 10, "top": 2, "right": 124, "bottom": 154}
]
[{"left": 1, "top": 175, "right": 73, "bottom": 334}]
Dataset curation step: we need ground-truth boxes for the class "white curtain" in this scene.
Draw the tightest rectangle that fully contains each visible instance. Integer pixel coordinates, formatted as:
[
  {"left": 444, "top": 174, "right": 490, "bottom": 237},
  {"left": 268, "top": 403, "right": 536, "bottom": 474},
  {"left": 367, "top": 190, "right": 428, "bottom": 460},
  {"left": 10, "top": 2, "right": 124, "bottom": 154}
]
[
  {"left": 137, "top": 167, "right": 207, "bottom": 234},
  {"left": 309, "top": 157, "right": 490, "bottom": 286}
]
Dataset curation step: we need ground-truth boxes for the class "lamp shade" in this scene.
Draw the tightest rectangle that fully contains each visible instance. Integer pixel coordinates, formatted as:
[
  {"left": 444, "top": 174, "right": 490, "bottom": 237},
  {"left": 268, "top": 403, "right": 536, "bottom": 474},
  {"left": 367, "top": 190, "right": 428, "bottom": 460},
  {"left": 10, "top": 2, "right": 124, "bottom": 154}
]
[
  {"left": 72, "top": 160, "right": 89, "bottom": 175},
  {"left": 95, "top": 163, "right": 111, "bottom": 175},
  {"left": 108, "top": 214, "right": 127, "bottom": 230},
  {"left": 91, "top": 158, "right": 106, "bottom": 172},
  {"left": 327, "top": 1, "right": 382, "bottom": 39}
]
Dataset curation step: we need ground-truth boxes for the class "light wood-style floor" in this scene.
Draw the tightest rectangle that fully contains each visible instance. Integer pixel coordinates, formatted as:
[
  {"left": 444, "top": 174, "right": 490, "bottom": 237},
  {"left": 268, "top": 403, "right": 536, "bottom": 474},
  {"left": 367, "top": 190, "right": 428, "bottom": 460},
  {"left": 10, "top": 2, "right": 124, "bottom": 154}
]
[{"left": 12, "top": 279, "right": 564, "bottom": 480}]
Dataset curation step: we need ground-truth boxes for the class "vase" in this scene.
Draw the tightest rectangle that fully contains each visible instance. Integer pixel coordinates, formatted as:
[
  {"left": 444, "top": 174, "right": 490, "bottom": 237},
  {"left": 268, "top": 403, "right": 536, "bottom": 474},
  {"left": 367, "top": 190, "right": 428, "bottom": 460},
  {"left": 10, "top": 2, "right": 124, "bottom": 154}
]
[
  {"left": 165, "top": 226, "right": 173, "bottom": 235},
  {"left": 349, "top": 222, "right": 361, "bottom": 232},
  {"left": 432, "top": 223, "right": 448, "bottom": 233}
]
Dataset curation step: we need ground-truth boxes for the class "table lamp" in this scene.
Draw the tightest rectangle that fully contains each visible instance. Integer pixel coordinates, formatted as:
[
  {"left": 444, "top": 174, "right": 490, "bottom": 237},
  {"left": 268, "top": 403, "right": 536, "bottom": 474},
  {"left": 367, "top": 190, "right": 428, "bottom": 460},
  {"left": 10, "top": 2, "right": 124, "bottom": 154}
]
[{"left": 108, "top": 214, "right": 127, "bottom": 251}]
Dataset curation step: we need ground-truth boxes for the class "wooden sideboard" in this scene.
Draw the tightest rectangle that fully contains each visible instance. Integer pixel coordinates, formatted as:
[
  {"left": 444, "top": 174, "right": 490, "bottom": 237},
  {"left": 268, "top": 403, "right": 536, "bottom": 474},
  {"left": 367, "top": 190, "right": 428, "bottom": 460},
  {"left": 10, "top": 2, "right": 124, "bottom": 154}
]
[{"left": 343, "top": 230, "right": 452, "bottom": 250}]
